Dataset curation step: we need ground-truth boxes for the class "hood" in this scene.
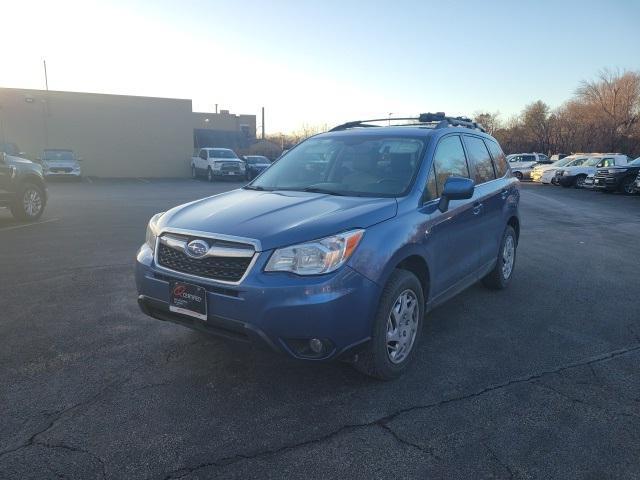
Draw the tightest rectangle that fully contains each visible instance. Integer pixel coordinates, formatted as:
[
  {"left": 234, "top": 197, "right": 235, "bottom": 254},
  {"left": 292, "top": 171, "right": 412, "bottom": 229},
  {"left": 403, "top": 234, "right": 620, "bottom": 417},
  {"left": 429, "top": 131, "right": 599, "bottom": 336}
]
[
  {"left": 3, "top": 154, "right": 43, "bottom": 175},
  {"left": 4, "top": 154, "right": 35, "bottom": 165},
  {"left": 158, "top": 189, "right": 397, "bottom": 251},
  {"left": 212, "top": 158, "right": 243, "bottom": 163},
  {"left": 43, "top": 159, "right": 79, "bottom": 167}
]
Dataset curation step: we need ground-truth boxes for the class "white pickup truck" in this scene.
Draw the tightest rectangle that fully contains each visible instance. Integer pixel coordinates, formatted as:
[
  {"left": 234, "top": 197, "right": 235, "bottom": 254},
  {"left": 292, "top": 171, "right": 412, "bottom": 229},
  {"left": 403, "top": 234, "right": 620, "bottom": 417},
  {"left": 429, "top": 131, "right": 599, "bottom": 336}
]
[{"left": 191, "top": 148, "right": 246, "bottom": 181}]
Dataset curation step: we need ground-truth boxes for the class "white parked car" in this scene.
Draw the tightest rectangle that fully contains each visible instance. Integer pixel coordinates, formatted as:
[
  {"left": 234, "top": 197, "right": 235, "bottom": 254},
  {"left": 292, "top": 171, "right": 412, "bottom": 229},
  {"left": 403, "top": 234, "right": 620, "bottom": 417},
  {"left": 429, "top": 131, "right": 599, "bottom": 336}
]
[
  {"left": 554, "top": 154, "right": 632, "bottom": 188},
  {"left": 531, "top": 154, "right": 582, "bottom": 183},
  {"left": 507, "top": 153, "right": 551, "bottom": 180},
  {"left": 191, "top": 148, "right": 245, "bottom": 182}
]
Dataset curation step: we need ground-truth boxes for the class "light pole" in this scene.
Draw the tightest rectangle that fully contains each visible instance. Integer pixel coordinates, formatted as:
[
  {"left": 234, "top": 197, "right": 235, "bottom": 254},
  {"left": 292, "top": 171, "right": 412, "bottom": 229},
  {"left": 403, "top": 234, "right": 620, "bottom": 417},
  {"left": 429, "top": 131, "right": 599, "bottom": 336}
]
[{"left": 388, "top": 113, "right": 393, "bottom": 126}]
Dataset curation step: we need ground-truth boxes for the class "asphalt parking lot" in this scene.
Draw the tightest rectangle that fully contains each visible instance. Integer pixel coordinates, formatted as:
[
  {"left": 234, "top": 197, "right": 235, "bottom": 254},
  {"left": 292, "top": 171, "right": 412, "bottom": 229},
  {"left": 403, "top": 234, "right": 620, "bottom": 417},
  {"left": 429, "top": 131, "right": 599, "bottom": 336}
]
[{"left": 1, "top": 179, "right": 639, "bottom": 479}]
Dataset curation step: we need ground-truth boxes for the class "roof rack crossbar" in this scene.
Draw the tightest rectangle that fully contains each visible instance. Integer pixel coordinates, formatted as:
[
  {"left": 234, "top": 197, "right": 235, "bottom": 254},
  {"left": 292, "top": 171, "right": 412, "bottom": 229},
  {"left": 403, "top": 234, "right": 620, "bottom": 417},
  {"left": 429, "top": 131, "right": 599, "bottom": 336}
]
[{"left": 329, "top": 112, "right": 486, "bottom": 133}]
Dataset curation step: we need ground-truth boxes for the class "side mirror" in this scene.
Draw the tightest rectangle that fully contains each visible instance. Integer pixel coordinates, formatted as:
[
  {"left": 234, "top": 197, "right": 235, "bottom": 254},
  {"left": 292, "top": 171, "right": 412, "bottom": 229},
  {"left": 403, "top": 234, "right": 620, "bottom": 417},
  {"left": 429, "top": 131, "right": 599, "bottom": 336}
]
[{"left": 438, "top": 176, "right": 475, "bottom": 213}]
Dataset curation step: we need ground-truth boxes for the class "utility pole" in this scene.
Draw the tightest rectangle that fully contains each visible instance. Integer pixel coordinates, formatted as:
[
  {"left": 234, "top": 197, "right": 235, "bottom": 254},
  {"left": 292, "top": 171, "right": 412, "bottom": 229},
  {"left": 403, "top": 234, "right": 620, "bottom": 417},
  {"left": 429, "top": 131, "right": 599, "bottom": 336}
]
[
  {"left": 215, "top": 103, "right": 218, "bottom": 114},
  {"left": 261, "top": 107, "right": 265, "bottom": 140},
  {"left": 43, "top": 60, "right": 49, "bottom": 91}
]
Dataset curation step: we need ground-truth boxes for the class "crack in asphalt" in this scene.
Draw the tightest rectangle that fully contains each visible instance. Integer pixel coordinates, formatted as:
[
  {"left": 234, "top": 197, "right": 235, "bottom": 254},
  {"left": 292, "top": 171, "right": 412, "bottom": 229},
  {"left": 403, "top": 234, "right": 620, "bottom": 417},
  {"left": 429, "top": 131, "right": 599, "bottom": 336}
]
[
  {"left": 0, "top": 338, "right": 202, "bottom": 468},
  {"left": 159, "top": 344, "right": 640, "bottom": 479},
  {"left": 0, "top": 365, "right": 145, "bottom": 462},
  {"left": 535, "top": 381, "right": 640, "bottom": 420},
  {"left": 33, "top": 440, "right": 107, "bottom": 479}
]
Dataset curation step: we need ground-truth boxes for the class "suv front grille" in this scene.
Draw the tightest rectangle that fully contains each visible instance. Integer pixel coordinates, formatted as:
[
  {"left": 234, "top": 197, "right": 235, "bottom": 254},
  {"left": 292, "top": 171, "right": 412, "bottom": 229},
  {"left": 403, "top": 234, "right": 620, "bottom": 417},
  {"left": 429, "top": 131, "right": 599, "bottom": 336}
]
[{"left": 157, "top": 236, "right": 254, "bottom": 283}]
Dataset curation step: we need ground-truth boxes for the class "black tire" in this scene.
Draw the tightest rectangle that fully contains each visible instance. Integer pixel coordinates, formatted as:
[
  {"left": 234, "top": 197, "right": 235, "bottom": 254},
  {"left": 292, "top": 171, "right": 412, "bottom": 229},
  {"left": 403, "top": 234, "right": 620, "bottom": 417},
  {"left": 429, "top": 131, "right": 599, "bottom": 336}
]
[
  {"left": 514, "top": 171, "right": 523, "bottom": 181},
  {"left": 191, "top": 165, "right": 197, "bottom": 179},
  {"left": 482, "top": 225, "right": 517, "bottom": 290},
  {"left": 353, "top": 269, "right": 424, "bottom": 381},
  {"left": 207, "top": 167, "right": 214, "bottom": 182},
  {"left": 574, "top": 174, "right": 586, "bottom": 189},
  {"left": 620, "top": 176, "right": 636, "bottom": 195},
  {"left": 10, "top": 182, "right": 46, "bottom": 221}
]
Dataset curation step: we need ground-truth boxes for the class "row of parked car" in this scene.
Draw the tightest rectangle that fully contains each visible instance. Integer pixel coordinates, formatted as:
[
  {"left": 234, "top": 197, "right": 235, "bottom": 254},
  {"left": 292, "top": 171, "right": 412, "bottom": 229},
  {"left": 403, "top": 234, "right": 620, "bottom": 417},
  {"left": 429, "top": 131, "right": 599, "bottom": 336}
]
[
  {"left": 509, "top": 152, "right": 640, "bottom": 194},
  {"left": 191, "top": 148, "right": 272, "bottom": 181}
]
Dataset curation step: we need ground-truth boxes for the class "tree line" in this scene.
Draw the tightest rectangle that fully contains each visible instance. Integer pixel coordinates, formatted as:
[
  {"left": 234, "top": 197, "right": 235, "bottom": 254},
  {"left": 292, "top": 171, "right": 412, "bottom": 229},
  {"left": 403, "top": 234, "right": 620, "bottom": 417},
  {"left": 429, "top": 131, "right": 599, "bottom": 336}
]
[{"left": 476, "top": 69, "right": 640, "bottom": 157}]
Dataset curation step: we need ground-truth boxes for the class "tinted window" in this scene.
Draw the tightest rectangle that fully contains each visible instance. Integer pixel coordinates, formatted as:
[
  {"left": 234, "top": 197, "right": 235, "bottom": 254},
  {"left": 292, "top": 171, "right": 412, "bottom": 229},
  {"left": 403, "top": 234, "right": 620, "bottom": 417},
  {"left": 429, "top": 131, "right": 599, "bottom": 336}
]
[
  {"left": 485, "top": 139, "right": 509, "bottom": 177},
  {"left": 424, "top": 163, "right": 437, "bottom": 201},
  {"left": 522, "top": 155, "right": 536, "bottom": 162},
  {"left": 600, "top": 158, "right": 615, "bottom": 167},
  {"left": 432, "top": 135, "right": 470, "bottom": 193},
  {"left": 463, "top": 136, "right": 496, "bottom": 184}
]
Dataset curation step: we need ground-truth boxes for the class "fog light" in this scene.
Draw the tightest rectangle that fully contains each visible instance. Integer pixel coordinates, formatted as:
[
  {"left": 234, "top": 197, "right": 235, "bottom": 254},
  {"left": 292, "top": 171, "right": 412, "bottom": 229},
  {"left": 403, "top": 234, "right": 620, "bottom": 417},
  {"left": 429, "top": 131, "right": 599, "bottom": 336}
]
[{"left": 309, "top": 338, "right": 324, "bottom": 353}]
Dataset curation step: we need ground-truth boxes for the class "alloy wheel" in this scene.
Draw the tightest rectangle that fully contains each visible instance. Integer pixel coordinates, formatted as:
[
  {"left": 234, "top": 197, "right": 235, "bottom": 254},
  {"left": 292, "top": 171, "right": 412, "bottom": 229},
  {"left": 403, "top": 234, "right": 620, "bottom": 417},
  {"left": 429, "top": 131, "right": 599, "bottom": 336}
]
[
  {"left": 386, "top": 289, "right": 419, "bottom": 364},
  {"left": 502, "top": 235, "right": 515, "bottom": 279},
  {"left": 23, "top": 188, "right": 42, "bottom": 218}
]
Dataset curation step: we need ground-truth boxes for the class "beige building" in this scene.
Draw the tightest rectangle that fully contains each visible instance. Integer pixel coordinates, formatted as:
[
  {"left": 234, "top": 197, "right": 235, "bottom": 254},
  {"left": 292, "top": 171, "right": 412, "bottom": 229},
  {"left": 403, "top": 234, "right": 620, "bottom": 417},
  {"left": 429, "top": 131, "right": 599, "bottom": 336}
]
[{"left": 0, "top": 87, "right": 256, "bottom": 177}]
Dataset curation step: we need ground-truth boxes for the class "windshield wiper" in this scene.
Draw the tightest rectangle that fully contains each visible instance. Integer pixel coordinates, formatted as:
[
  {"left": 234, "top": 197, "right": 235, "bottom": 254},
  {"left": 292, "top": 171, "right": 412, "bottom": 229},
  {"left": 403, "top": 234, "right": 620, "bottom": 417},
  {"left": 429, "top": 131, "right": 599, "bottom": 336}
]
[
  {"left": 302, "top": 187, "right": 346, "bottom": 196},
  {"left": 244, "top": 185, "right": 267, "bottom": 191}
]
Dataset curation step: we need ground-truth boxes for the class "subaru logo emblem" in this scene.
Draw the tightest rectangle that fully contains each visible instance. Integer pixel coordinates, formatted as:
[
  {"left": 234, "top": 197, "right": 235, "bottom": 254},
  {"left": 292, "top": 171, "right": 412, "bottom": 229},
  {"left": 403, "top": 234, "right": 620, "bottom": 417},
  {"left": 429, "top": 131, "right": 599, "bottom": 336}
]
[{"left": 185, "top": 239, "right": 209, "bottom": 258}]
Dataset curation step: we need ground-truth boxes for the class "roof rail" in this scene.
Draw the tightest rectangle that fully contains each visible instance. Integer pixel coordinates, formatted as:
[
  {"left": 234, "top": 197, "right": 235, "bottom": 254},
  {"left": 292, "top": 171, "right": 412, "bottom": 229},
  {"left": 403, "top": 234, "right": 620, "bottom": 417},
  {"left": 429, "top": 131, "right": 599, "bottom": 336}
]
[{"left": 329, "top": 112, "right": 486, "bottom": 133}]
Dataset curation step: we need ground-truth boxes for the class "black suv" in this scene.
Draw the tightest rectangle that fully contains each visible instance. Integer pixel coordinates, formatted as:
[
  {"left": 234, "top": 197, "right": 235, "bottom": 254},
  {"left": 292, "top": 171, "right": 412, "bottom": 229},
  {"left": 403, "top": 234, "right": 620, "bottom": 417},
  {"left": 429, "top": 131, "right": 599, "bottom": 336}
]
[
  {"left": 594, "top": 157, "right": 640, "bottom": 194},
  {"left": 0, "top": 143, "right": 48, "bottom": 220}
]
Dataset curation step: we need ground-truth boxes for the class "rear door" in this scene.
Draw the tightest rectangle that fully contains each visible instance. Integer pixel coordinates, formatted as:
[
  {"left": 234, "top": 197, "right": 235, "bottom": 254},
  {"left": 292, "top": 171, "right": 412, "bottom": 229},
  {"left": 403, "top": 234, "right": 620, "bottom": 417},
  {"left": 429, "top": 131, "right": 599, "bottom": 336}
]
[
  {"left": 420, "top": 134, "right": 482, "bottom": 299},
  {"left": 462, "top": 135, "right": 502, "bottom": 269}
]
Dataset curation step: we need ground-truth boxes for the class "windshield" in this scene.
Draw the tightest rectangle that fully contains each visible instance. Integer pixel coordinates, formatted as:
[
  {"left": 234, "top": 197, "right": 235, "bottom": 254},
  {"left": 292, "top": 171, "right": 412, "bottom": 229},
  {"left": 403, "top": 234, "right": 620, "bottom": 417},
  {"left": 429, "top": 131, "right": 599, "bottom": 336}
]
[
  {"left": 553, "top": 156, "right": 576, "bottom": 167},
  {"left": 43, "top": 150, "right": 74, "bottom": 161},
  {"left": 246, "top": 157, "right": 269, "bottom": 164},
  {"left": 211, "top": 149, "right": 238, "bottom": 159},
  {"left": 0, "top": 143, "right": 20, "bottom": 155},
  {"left": 249, "top": 136, "right": 426, "bottom": 197},
  {"left": 628, "top": 158, "right": 640, "bottom": 166},
  {"left": 584, "top": 157, "right": 605, "bottom": 166},
  {"left": 566, "top": 157, "right": 588, "bottom": 166}
]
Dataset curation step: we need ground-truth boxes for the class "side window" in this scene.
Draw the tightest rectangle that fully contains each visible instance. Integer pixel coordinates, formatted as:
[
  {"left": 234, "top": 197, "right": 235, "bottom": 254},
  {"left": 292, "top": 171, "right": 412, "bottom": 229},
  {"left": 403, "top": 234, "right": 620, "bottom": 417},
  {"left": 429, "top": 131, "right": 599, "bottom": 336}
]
[
  {"left": 600, "top": 158, "right": 614, "bottom": 167},
  {"left": 523, "top": 155, "right": 536, "bottom": 162},
  {"left": 199, "top": 150, "right": 207, "bottom": 160},
  {"left": 432, "top": 135, "right": 470, "bottom": 193},
  {"left": 424, "top": 163, "right": 438, "bottom": 201},
  {"left": 485, "top": 140, "right": 509, "bottom": 177},
  {"left": 463, "top": 136, "right": 496, "bottom": 184}
]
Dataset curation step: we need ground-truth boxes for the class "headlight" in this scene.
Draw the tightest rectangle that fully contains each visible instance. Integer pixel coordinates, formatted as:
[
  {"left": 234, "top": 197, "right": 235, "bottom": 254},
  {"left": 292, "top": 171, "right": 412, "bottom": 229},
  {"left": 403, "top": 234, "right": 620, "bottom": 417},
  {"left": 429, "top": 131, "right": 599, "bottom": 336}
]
[
  {"left": 563, "top": 170, "right": 572, "bottom": 176},
  {"left": 145, "top": 212, "right": 165, "bottom": 252},
  {"left": 213, "top": 162, "right": 222, "bottom": 171},
  {"left": 611, "top": 168, "right": 625, "bottom": 174},
  {"left": 265, "top": 229, "right": 365, "bottom": 275}
]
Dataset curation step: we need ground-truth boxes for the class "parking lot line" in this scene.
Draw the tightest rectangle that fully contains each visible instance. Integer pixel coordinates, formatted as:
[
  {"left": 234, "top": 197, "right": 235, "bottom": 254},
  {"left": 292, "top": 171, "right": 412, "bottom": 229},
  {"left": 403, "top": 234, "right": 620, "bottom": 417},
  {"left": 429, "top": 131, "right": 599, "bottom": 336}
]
[{"left": 0, "top": 217, "right": 60, "bottom": 232}]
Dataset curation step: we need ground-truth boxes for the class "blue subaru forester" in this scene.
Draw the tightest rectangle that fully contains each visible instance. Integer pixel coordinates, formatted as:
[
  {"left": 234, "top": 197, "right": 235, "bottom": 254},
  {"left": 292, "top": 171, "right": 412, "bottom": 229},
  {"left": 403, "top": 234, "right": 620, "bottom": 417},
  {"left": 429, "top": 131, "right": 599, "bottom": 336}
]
[{"left": 136, "top": 113, "right": 520, "bottom": 379}]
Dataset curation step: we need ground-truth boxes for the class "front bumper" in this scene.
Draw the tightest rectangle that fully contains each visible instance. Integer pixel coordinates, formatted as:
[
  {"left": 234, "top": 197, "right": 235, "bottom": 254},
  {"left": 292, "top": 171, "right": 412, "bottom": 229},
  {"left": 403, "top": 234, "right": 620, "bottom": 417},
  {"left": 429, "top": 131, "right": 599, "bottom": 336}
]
[
  {"left": 593, "top": 176, "right": 622, "bottom": 191},
  {"left": 45, "top": 171, "right": 81, "bottom": 178},
  {"left": 213, "top": 170, "right": 245, "bottom": 178},
  {"left": 135, "top": 244, "right": 380, "bottom": 361}
]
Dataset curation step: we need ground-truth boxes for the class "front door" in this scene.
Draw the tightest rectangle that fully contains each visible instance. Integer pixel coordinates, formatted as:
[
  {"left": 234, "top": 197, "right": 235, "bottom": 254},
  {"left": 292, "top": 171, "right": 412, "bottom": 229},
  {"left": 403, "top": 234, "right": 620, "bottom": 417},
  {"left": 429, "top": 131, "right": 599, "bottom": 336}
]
[{"left": 420, "top": 135, "right": 483, "bottom": 299}]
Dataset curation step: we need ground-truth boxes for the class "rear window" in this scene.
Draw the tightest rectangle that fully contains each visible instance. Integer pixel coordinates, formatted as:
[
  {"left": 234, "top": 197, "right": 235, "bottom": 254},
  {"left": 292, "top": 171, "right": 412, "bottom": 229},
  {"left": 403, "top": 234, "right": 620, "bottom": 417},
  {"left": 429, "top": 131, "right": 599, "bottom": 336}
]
[
  {"left": 485, "top": 139, "right": 509, "bottom": 177},
  {"left": 463, "top": 136, "right": 496, "bottom": 184}
]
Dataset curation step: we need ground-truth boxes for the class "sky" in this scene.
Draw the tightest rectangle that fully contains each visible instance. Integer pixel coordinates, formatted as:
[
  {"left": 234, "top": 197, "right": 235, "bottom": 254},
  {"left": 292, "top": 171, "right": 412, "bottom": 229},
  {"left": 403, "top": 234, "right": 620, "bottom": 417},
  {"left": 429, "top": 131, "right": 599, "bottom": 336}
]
[{"left": 1, "top": 0, "right": 639, "bottom": 133}]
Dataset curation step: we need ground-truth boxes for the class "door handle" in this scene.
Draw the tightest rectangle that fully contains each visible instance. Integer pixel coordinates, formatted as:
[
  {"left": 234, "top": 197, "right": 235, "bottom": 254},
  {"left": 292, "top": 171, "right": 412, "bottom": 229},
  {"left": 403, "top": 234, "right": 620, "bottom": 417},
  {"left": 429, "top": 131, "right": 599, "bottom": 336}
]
[
  {"left": 500, "top": 189, "right": 509, "bottom": 200},
  {"left": 472, "top": 202, "right": 483, "bottom": 215}
]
